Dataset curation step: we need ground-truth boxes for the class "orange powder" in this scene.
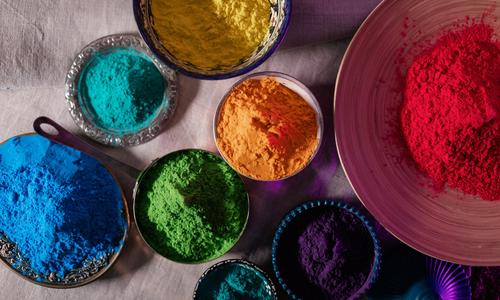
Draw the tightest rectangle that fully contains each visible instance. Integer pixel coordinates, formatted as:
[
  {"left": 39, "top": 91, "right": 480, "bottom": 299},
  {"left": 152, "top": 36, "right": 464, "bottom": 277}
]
[{"left": 216, "top": 77, "right": 319, "bottom": 180}]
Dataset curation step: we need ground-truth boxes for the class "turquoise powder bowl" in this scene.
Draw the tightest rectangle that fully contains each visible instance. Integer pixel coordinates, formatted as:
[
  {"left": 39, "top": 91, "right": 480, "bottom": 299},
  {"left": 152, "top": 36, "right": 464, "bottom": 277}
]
[
  {"left": 193, "top": 259, "right": 278, "bottom": 300},
  {"left": 66, "top": 34, "right": 177, "bottom": 147}
]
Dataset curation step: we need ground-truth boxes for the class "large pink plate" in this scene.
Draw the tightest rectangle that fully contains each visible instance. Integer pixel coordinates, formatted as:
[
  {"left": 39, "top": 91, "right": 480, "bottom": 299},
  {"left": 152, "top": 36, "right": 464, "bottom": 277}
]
[{"left": 335, "top": 0, "right": 500, "bottom": 265}]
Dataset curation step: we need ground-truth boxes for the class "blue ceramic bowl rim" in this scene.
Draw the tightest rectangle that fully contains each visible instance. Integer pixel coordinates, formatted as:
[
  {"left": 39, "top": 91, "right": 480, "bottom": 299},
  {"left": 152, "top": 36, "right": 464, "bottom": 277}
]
[
  {"left": 132, "top": 0, "right": 292, "bottom": 80},
  {"left": 192, "top": 258, "right": 278, "bottom": 299},
  {"left": 271, "top": 200, "right": 383, "bottom": 300}
]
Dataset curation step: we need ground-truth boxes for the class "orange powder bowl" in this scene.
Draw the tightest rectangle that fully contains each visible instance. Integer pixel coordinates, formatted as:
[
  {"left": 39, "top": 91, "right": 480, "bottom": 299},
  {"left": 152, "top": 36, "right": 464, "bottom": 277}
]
[{"left": 214, "top": 72, "right": 324, "bottom": 181}]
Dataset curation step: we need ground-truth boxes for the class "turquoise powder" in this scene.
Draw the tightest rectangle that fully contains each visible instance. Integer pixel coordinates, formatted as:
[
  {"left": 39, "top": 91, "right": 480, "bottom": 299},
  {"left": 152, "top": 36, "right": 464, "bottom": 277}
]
[
  {"left": 196, "top": 262, "right": 274, "bottom": 300},
  {"left": 80, "top": 48, "right": 166, "bottom": 133},
  {"left": 0, "top": 135, "right": 127, "bottom": 278}
]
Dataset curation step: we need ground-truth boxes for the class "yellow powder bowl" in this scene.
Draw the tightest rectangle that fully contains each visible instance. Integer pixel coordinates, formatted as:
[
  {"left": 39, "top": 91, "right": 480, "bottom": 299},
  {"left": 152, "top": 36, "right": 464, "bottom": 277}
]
[
  {"left": 133, "top": 0, "right": 291, "bottom": 79},
  {"left": 214, "top": 72, "right": 324, "bottom": 181}
]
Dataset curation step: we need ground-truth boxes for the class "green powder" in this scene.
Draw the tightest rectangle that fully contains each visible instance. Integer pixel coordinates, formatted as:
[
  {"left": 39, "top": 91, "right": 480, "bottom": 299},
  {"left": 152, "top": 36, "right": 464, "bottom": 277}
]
[
  {"left": 135, "top": 150, "right": 248, "bottom": 262},
  {"left": 80, "top": 48, "right": 166, "bottom": 133}
]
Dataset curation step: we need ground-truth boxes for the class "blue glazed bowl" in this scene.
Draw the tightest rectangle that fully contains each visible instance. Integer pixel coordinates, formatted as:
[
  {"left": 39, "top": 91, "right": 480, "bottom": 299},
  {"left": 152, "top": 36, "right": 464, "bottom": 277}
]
[
  {"left": 133, "top": 0, "right": 291, "bottom": 80},
  {"left": 272, "top": 200, "right": 382, "bottom": 300},
  {"left": 426, "top": 258, "right": 471, "bottom": 300}
]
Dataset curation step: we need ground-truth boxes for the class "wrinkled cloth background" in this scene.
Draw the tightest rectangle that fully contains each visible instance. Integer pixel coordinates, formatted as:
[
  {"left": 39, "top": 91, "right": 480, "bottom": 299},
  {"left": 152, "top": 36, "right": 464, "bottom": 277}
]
[{"left": 0, "top": 0, "right": 381, "bottom": 299}]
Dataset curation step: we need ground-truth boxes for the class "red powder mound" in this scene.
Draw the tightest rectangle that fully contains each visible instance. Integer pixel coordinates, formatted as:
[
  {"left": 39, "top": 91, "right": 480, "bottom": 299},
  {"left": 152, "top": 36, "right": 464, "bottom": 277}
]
[{"left": 401, "top": 23, "right": 500, "bottom": 201}]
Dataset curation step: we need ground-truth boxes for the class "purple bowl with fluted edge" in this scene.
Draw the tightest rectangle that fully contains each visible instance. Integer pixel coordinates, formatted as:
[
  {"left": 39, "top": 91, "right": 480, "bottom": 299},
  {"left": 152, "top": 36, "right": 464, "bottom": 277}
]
[
  {"left": 133, "top": 0, "right": 291, "bottom": 80},
  {"left": 272, "top": 200, "right": 382, "bottom": 300},
  {"left": 426, "top": 258, "right": 471, "bottom": 300}
]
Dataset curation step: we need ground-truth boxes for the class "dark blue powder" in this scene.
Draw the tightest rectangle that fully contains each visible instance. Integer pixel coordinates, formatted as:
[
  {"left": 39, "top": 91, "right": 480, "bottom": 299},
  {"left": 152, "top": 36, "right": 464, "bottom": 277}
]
[{"left": 0, "top": 135, "right": 126, "bottom": 278}]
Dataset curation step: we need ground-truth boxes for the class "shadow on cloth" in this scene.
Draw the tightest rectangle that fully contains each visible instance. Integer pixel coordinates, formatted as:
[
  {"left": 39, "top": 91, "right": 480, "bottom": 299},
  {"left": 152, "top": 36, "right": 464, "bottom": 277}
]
[
  {"left": 281, "top": 0, "right": 382, "bottom": 48},
  {"left": 229, "top": 84, "right": 340, "bottom": 264},
  {"left": 161, "top": 75, "right": 200, "bottom": 130},
  {"left": 86, "top": 143, "right": 155, "bottom": 280}
]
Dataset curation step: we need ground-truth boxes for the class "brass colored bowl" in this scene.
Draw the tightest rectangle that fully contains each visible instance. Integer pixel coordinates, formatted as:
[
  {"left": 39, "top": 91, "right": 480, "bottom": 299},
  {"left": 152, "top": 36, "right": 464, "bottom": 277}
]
[{"left": 133, "top": 149, "right": 250, "bottom": 264}]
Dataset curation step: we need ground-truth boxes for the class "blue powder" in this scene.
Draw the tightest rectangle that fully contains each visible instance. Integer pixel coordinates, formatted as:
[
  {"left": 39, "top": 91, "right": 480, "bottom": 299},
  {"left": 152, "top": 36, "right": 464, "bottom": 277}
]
[
  {"left": 80, "top": 48, "right": 166, "bottom": 133},
  {"left": 0, "top": 135, "right": 126, "bottom": 278},
  {"left": 196, "top": 262, "right": 274, "bottom": 300}
]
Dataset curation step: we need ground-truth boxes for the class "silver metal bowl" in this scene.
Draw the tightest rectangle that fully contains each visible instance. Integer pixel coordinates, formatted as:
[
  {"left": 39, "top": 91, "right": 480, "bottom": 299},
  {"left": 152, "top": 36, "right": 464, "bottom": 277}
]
[{"left": 65, "top": 33, "right": 177, "bottom": 147}]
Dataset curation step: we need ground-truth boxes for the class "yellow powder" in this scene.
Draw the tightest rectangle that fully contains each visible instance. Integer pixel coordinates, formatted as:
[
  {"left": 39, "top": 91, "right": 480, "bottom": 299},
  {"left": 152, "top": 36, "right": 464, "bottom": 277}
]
[
  {"left": 216, "top": 78, "right": 319, "bottom": 180},
  {"left": 150, "top": 0, "right": 271, "bottom": 70}
]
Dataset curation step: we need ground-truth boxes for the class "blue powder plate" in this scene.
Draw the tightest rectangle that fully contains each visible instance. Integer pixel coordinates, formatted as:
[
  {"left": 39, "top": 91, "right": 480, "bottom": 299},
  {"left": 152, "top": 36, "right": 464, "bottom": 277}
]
[
  {"left": 66, "top": 34, "right": 177, "bottom": 147},
  {"left": 0, "top": 134, "right": 129, "bottom": 288}
]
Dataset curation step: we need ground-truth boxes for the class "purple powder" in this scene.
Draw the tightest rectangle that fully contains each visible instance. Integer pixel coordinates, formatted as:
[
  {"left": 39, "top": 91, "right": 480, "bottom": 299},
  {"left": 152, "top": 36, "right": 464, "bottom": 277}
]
[
  {"left": 470, "top": 267, "right": 500, "bottom": 300},
  {"left": 298, "top": 210, "right": 374, "bottom": 298},
  {"left": 275, "top": 206, "right": 374, "bottom": 300}
]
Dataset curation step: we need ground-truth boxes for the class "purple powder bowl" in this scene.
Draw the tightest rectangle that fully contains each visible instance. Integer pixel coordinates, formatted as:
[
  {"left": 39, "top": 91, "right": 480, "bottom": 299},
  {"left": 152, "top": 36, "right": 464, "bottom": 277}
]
[{"left": 272, "top": 200, "right": 382, "bottom": 300}]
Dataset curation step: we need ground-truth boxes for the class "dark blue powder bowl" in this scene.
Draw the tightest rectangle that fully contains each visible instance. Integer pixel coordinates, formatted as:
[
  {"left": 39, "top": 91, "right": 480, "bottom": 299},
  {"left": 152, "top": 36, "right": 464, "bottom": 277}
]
[
  {"left": 272, "top": 200, "right": 382, "bottom": 300},
  {"left": 133, "top": 0, "right": 291, "bottom": 80},
  {"left": 193, "top": 259, "right": 278, "bottom": 300}
]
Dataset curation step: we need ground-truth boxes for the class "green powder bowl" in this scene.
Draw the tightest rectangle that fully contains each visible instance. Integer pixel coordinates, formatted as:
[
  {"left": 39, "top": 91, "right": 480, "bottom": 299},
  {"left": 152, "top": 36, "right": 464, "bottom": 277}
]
[
  {"left": 194, "top": 259, "right": 278, "bottom": 300},
  {"left": 133, "top": 149, "right": 249, "bottom": 264},
  {"left": 66, "top": 34, "right": 177, "bottom": 147}
]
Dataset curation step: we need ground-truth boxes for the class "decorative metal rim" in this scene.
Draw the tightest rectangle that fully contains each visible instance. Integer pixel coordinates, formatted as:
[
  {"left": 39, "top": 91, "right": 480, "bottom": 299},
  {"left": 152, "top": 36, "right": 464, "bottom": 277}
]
[
  {"left": 132, "top": 149, "right": 250, "bottom": 264},
  {"left": 65, "top": 33, "right": 177, "bottom": 147},
  {"left": 132, "top": 0, "right": 292, "bottom": 80},
  {"left": 0, "top": 133, "right": 130, "bottom": 289},
  {"left": 271, "top": 200, "right": 382, "bottom": 300},
  {"left": 192, "top": 259, "right": 278, "bottom": 300},
  {"left": 213, "top": 71, "right": 324, "bottom": 182}
]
